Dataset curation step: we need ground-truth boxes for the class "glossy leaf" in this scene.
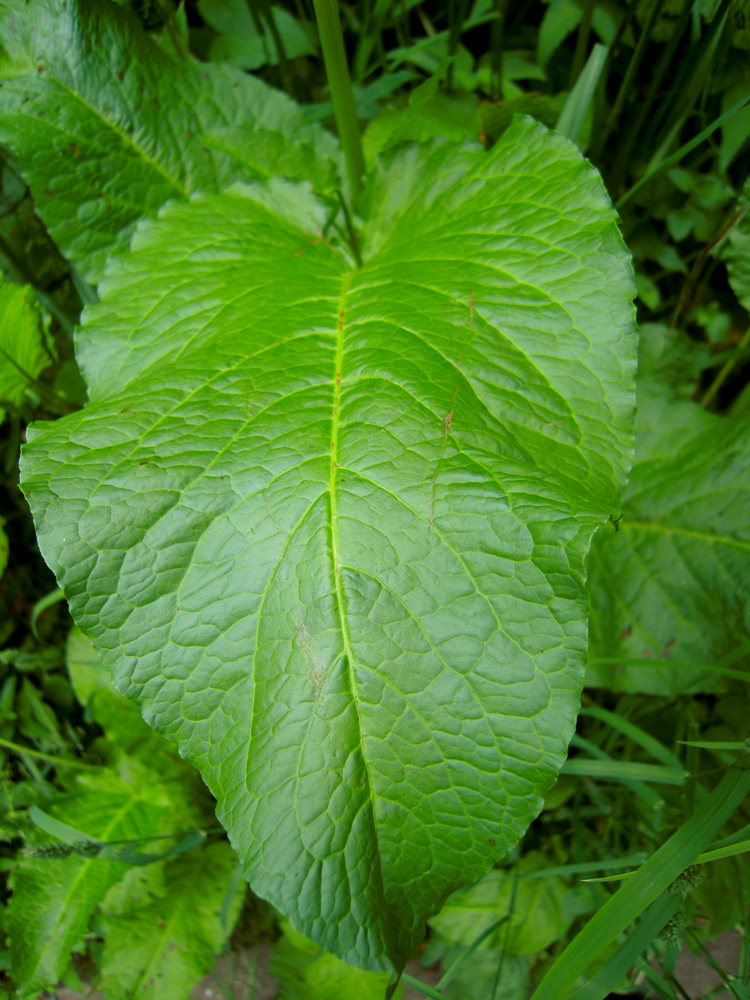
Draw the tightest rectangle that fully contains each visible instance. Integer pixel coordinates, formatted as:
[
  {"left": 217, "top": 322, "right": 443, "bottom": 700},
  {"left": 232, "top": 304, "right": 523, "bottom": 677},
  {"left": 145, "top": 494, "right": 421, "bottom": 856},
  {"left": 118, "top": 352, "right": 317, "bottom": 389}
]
[
  {"left": 587, "top": 380, "right": 750, "bottom": 694},
  {"left": 99, "top": 842, "right": 244, "bottom": 1000},
  {"left": 21, "top": 118, "right": 636, "bottom": 971},
  {"left": 0, "top": 0, "right": 340, "bottom": 283},
  {"left": 8, "top": 770, "right": 172, "bottom": 995}
]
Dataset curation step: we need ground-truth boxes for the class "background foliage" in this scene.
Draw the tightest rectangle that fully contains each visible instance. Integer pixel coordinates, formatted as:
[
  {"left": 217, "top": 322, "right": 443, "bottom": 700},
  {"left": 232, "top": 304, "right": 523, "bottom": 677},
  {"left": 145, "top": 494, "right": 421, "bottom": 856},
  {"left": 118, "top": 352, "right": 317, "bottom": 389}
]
[{"left": 0, "top": 0, "right": 749, "bottom": 998}]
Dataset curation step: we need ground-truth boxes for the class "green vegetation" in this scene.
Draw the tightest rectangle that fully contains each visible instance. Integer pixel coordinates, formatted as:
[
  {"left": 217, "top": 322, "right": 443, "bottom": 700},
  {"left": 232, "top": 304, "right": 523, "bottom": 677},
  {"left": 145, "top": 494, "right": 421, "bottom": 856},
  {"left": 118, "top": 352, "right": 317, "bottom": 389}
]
[{"left": 0, "top": 0, "right": 748, "bottom": 998}]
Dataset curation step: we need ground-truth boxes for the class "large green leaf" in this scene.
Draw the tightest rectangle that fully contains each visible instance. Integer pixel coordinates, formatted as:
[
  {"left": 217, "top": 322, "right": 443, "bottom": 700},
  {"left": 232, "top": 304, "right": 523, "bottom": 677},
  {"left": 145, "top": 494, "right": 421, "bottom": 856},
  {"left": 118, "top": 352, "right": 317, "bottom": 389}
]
[
  {"left": 0, "top": 0, "right": 340, "bottom": 283},
  {"left": 20, "top": 118, "right": 636, "bottom": 972},
  {"left": 7, "top": 770, "right": 172, "bottom": 996},
  {"left": 99, "top": 841, "right": 244, "bottom": 1000},
  {"left": 587, "top": 380, "right": 750, "bottom": 694}
]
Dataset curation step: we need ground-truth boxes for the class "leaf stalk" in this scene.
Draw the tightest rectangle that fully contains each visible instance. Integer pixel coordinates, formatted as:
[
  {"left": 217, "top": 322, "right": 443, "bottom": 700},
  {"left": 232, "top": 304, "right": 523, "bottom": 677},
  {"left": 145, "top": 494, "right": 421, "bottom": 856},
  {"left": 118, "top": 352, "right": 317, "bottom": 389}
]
[{"left": 312, "top": 0, "right": 365, "bottom": 202}]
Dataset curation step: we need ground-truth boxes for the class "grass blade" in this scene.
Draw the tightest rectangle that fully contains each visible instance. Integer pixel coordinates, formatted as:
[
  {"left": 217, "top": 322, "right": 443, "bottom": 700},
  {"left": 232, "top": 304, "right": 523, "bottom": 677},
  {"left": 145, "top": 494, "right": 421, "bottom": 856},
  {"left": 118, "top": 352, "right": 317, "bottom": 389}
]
[
  {"left": 556, "top": 43, "right": 608, "bottom": 148},
  {"left": 580, "top": 706, "right": 684, "bottom": 770},
  {"left": 566, "top": 893, "right": 683, "bottom": 1000},
  {"left": 529, "top": 767, "right": 750, "bottom": 1000},
  {"left": 561, "top": 759, "right": 686, "bottom": 785},
  {"left": 615, "top": 94, "right": 750, "bottom": 209}
]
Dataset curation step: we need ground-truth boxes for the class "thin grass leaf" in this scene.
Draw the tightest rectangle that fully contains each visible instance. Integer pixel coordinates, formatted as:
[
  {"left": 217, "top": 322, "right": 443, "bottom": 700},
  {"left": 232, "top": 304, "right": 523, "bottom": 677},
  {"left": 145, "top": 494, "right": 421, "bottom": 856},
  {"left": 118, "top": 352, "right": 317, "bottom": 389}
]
[
  {"left": 579, "top": 707, "right": 683, "bottom": 770},
  {"left": 616, "top": 94, "right": 750, "bottom": 208},
  {"left": 678, "top": 741, "right": 749, "bottom": 751},
  {"left": 516, "top": 854, "right": 648, "bottom": 881},
  {"left": 569, "top": 734, "right": 665, "bottom": 808},
  {"left": 566, "top": 893, "right": 683, "bottom": 1000},
  {"left": 0, "top": 737, "right": 97, "bottom": 771},
  {"left": 556, "top": 43, "right": 607, "bottom": 149},
  {"left": 587, "top": 657, "right": 750, "bottom": 682},
  {"left": 401, "top": 973, "right": 448, "bottom": 999},
  {"left": 561, "top": 759, "right": 687, "bottom": 785},
  {"left": 436, "top": 915, "right": 509, "bottom": 989},
  {"left": 529, "top": 767, "right": 750, "bottom": 1000}
]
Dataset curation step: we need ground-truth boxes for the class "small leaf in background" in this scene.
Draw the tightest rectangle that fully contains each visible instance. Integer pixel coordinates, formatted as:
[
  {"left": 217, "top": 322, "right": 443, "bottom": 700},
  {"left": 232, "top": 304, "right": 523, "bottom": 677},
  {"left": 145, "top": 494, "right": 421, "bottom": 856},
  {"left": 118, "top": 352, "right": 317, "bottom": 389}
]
[
  {"left": 198, "top": 0, "right": 314, "bottom": 70},
  {"left": 479, "top": 93, "right": 568, "bottom": 144},
  {"left": 7, "top": 769, "right": 174, "bottom": 995},
  {"left": 99, "top": 842, "right": 244, "bottom": 1000},
  {"left": 270, "top": 920, "right": 402, "bottom": 1000},
  {"left": 0, "top": 280, "right": 51, "bottom": 412},
  {"left": 429, "top": 852, "right": 574, "bottom": 956},
  {"left": 421, "top": 941, "right": 529, "bottom": 1000},
  {"left": 363, "top": 75, "right": 479, "bottom": 162},
  {"left": 587, "top": 378, "right": 750, "bottom": 694},
  {"left": 0, "top": 0, "right": 340, "bottom": 283}
]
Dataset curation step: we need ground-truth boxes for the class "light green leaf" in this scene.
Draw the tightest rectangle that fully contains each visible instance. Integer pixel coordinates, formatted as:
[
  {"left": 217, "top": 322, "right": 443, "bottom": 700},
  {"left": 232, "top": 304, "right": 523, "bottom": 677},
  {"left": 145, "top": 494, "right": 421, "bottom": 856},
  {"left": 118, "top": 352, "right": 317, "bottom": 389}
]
[
  {"left": 271, "top": 920, "right": 402, "bottom": 1000},
  {"left": 199, "top": 0, "right": 314, "bottom": 70},
  {"left": 21, "top": 118, "right": 636, "bottom": 972},
  {"left": 7, "top": 770, "right": 172, "bottom": 995},
  {"left": 0, "top": 0, "right": 340, "bottom": 283},
  {"left": 587, "top": 379, "right": 750, "bottom": 694},
  {"left": 0, "top": 280, "right": 50, "bottom": 408},
  {"left": 429, "top": 852, "right": 573, "bottom": 955},
  {"left": 98, "top": 841, "right": 243, "bottom": 1000}
]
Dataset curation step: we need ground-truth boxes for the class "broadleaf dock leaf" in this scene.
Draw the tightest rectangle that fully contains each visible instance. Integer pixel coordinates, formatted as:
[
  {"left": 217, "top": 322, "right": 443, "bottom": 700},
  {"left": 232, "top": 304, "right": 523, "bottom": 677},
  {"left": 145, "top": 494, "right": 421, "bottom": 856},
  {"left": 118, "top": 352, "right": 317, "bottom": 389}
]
[
  {"left": 0, "top": 0, "right": 341, "bottom": 283},
  {"left": 20, "top": 118, "right": 636, "bottom": 972},
  {"left": 587, "top": 380, "right": 750, "bottom": 694}
]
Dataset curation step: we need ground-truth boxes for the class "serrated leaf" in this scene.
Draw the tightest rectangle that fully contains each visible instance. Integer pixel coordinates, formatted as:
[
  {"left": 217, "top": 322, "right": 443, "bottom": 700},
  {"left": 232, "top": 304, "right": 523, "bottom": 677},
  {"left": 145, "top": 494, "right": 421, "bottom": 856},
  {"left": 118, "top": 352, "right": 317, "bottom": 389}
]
[
  {"left": 7, "top": 770, "right": 172, "bottom": 995},
  {"left": 429, "top": 851, "right": 572, "bottom": 955},
  {"left": 0, "top": 0, "right": 340, "bottom": 283},
  {"left": 270, "top": 920, "right": 402, "bottom": 1000},
  {"left": 587, "top": 380, "right": 750, "bottom": 694},
  {"left": 0, "top": 280, "right": 49, "bottom": 408},
  {"left": 99, "top": 841, "right": 244, "bottom": 1000},
  {"left": 20, "top": 118, "right": 636, "bottom": 971}
]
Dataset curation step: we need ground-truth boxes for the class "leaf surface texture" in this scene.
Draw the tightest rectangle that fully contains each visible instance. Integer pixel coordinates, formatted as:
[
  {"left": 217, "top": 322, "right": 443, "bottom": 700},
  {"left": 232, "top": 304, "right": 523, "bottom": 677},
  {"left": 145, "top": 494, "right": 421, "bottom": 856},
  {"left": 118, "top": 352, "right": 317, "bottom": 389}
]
[{"left": 21, "top": 119, "right": 636, "bottom": 970}]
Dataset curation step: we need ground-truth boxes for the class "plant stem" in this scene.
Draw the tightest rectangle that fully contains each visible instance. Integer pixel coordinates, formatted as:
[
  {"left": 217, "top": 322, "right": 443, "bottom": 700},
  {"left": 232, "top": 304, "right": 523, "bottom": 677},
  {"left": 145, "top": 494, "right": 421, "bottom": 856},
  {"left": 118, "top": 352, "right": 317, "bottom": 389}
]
[{"left": 312, "top": 0, "right": 365, "bottom": 201}]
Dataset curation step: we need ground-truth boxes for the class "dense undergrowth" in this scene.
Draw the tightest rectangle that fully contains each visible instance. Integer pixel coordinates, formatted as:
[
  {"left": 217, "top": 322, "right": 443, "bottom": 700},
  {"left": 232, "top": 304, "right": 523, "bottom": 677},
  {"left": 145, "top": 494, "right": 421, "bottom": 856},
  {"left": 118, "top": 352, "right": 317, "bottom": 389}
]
[{"left": 0, "top": 0, "right": 749, "bottom": 998}]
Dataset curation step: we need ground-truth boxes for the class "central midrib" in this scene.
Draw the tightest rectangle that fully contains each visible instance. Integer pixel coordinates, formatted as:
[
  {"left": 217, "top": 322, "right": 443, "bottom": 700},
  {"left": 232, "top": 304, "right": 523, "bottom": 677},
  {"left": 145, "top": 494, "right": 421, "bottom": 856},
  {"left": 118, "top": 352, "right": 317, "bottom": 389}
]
[{"left": 326, "top": 271, "right": 392, "bottom": 940}]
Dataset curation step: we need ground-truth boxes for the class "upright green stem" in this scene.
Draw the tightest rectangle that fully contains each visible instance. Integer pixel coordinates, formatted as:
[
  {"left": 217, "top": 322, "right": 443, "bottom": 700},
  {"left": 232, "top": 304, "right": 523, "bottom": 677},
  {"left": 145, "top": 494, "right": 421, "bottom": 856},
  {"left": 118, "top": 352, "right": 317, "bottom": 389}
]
[{"left": 313, "top": 0, "right": 365, "bottom": 201}]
